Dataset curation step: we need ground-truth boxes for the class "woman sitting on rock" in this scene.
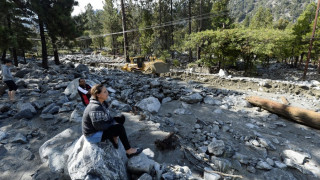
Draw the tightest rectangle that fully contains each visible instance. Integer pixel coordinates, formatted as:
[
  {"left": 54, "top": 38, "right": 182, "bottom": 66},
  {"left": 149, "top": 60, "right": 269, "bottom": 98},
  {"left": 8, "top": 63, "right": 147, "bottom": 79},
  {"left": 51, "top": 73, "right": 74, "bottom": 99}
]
[{"left": 82, "top": 84, "right": 142, "bottom": 158}]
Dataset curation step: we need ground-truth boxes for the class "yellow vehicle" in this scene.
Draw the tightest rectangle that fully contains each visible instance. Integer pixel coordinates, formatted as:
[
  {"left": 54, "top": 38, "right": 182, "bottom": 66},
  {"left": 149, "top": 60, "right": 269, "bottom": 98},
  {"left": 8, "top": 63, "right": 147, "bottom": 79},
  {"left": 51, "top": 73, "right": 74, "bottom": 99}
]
[{"left": 121, "top": 56, "right": 170, "bottom": 74}]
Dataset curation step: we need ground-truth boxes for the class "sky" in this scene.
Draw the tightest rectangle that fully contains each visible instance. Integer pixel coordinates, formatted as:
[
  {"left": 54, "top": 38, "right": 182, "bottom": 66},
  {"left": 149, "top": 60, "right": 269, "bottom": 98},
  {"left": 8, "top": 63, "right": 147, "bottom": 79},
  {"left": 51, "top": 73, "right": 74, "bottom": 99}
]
[{"left": 72, "top": 0, "right": 104, "bottom": 16}]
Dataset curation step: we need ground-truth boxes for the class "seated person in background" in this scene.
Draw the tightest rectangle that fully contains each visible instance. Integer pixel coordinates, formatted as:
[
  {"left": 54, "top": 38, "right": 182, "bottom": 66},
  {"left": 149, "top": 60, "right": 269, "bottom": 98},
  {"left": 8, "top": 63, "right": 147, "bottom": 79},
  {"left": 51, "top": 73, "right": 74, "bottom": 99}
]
[
  {"left": 82, "top": 84, "right": 142, "bottom": 158},
  {"left": 78, "top": 78, "right": 91, "bottom": 106}
]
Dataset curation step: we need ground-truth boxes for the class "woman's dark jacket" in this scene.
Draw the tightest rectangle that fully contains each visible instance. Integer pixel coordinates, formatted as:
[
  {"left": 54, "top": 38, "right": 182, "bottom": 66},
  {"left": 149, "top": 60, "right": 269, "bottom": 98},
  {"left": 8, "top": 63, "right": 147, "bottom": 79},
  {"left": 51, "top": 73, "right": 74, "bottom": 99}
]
[{"left": 82, "top": 98, "right": 115, "bottom": 136}]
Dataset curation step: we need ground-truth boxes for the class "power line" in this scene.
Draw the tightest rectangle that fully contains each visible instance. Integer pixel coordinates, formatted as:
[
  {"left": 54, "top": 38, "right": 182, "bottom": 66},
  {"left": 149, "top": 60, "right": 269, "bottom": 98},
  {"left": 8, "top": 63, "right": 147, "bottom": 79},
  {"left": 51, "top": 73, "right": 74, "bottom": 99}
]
[{"left": 76, "top": 12, "right": 230, "bottom": 40}]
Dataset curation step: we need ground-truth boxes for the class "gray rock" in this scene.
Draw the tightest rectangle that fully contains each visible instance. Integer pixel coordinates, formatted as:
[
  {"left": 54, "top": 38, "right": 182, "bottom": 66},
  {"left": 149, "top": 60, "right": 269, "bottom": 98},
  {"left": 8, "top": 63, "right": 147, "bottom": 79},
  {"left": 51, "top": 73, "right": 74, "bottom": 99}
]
[
  {"left": 48, "top": 106, "right": 60, "bottom": 114},
  {"left": 173, "top": 108, "right": 192, "bottom": 115},
  {"left": 56, "top": 96, "right": 69, "bottom": 105},
  {"left": 17, "top": 102, "right": 37, "bottom": 114},
  {"left": 0, "top": 84, "right": 6, "bottom": 96},
  {"left": 208, "top": 139, "right": 225, "bottom": 156},
  {"left": 203, "top": 167, "right": 221, "bottom": 180},
  {"left": 0, "top": 103, "right": 10, "bottom": 113},
  {"left": 59, "top": 102, "right": 74, "bottom": 113},
  {"left": 195, "top": 124, "right": 201, "bottom": 129},
  {"left": 14, "top": 109, "right": 34, "bottom": 119},
  {"left": 0, "top": 130, "right": 7, "bottom": 141},
  {"left": 232, "top": 152, "right": 249, "bottom": 164},
  {"left": 203, "top": 96, "right": 218, "bottom": 105},
  {"left": 136, "top": 97, "right": 161, "bottom": 113},
  {"left": 180, "top": 93, "right": 203, "bottom": 104},
  {"left": 256, "top": 161, "right": 272, "bottom": 170},
  {"left": 218, "top": 69, "right": 228, "bottom": 77},
  {"left": 282, "top": 149, "right": 311, "bottom": 165},
  {"left": 275, "top": 161, "right": 287, "bottom": 169},
  {"left": 19, "top": 148, "right": 34, "bottom": 161},
  {"left": 162, "top": 97, "right": 172, "bottom": 104},
  {"left": 68, "top": 135, "right": 128, "bottom": 180},
  {"left": 210, "top": 156, "right": 232, "bottom": 172},
  {"left": 0, "top": 144, "right": 7, "bottom": 156},
  {"left": 110, "top": 100, "right": 132, "bottom": 112},
  {"left": 121, "top": 89, "right": 133, "bottom": 100},
  {"left": 32, "top": 100, "right": 50, "bottom": 109},
  {"left": 11, "top": 133, "right": 28, "bottom": 144},
  {"left": 247, "top": 166, "right": 256, "bottom": 173},
  {"left": 64, "top": 78, "right": 94, "bottom": 100},
  {"left": 40, "top": 126, "right": 82, "bottom": 173},
  {"left": 75, "top": 64, "right": 89, "bottom": 73},
  {"left": 266, "top": 158, "right": 275, "bottom": 166},
  {"left": 15, "top": 69, "right": 31, "bottom": 78},
  {"left": 213, "top": 108, "right": 222, "bottom": 114},
  {"left": 42, "top": 103, "right": 57, "bottom": 114},
  {"left": 211, "top": 125, "right": 220, "bottom": 133},
  {"left": 138, "top": 173, "right": 152, "bottom": 180},
  {"left": 142, "top": 148, "right": 155, "bottom": 159},
  {"left": 40, "top": 114, "right": 55, "bottom": 121},
  {"left": 16, "top": 79, "right": 27, "bottom": 88},
  {"left": 127, "top": 153, "right": 155, "bottom": 174},
  {"left": 262, "top": 168, "right": 297, "bottom": 180},
  {"left": 69, "top": 109, "right": 83, "bottom": 123},
  {"left": 162, "top": 165, "right": 192, "bottom": 180},
  {"left": 150, "top": 80, "right": 161, "bottom": 88},
  {"left": 258, "top": 137, "right": 276, "bottom": 150}
]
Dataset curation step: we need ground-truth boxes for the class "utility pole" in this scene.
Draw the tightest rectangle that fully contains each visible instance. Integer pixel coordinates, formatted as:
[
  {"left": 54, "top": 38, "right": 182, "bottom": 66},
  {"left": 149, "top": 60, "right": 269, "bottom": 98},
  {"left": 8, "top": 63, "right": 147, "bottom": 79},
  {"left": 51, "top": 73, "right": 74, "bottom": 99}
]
[{"left": 303, "top": 0, "right": 320, "bottom": 79}]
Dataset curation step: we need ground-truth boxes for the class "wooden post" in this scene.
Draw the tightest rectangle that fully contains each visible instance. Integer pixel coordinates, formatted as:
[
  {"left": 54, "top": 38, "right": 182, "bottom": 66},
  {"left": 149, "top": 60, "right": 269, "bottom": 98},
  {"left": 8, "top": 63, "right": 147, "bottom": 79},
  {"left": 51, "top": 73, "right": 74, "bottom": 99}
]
[{"left": 303, "top": 0, "right": 320, "bottom": 79}]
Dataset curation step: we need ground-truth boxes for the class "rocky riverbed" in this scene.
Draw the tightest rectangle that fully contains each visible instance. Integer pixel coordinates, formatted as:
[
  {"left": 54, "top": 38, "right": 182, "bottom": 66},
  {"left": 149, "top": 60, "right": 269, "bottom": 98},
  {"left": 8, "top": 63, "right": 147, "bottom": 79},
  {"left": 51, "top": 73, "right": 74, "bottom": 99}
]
[{"left": 0, "top": 56, "right": 320, "bottom": 180}]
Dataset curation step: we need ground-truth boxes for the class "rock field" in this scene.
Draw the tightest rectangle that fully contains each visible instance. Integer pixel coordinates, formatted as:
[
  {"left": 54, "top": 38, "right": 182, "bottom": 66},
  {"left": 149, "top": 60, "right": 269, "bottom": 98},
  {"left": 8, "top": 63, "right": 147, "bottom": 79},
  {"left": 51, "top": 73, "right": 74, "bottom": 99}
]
[{"left": 0, "top": 55, "right": 320, "bottom": 180}]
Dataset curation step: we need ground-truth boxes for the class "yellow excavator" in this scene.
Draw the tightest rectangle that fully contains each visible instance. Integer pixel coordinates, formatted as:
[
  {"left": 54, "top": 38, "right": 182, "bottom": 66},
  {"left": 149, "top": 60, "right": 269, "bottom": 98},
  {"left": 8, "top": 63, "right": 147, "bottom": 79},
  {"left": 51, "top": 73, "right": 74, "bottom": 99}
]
[{"left": 121, "top": 56, "right": 170, "bottom": 74}]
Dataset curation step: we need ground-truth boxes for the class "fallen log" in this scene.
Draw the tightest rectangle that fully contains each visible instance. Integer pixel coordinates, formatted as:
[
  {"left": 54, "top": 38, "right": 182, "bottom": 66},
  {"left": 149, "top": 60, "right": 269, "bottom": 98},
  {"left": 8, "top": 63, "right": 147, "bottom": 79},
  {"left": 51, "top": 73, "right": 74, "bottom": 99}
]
[
  {"left": 280, "top": 96, "right": 289, "bottom": 105},
  {"left": 246, "top": 96, "right": 320, "bottom": 130}
]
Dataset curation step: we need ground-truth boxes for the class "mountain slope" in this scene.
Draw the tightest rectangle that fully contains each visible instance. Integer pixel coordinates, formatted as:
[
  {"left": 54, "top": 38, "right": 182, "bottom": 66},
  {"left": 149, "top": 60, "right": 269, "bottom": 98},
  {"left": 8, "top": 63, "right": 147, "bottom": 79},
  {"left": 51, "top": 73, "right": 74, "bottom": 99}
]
[{"left": 229, "top": 0, "right": 315, "bottom": 22}]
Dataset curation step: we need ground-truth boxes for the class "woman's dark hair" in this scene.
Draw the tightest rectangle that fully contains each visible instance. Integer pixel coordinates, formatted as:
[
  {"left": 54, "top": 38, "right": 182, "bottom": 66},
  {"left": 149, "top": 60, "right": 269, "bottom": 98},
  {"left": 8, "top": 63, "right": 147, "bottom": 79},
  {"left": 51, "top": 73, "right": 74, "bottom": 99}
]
[
  {"left": 90, "top": 84, "right": 104, "bottom": 99},
  {"left": 4, "top": 59, "right": 12, "bottom": 64}
]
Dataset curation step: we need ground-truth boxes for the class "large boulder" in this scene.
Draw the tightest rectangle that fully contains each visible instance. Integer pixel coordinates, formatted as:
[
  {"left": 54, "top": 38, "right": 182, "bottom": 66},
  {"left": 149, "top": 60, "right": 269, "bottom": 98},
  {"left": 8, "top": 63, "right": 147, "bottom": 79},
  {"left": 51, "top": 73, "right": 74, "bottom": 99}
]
[
  {"left": 17, "top": 102, "right": 37, "bottom": 114},
  {"left": 0, "top": 84, "right": 7, "bottom": 96},
  {"left": 64, "top": 78, "right": 95, "bottom": 100},
  {"left": 180, "top": 93, "right": 203, "bottom": 104},
  {"left": 136, "top": 97, "right": 161, "bottom": 113},
  {"left": 67, "top": 136, "right": 128, "bottom": 180},
  {"left": 39, "top": 126, "right": 82, "bottom": 174},
  {"left": 75, "top": 64, "right": 89, "bottom": 73},
  {"left": 15, "top": 68, "right": 31, "bottom": 78}
]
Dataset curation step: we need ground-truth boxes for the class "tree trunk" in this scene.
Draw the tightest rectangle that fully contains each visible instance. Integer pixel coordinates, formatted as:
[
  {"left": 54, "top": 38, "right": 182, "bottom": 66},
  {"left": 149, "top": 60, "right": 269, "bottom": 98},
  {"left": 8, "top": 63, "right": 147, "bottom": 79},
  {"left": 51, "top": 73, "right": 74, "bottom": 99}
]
[
  {"left": 1, "top": 49, "right": 6, "bottom": 63},
  {"left": 112, "top": 35, "right": 116, "bottom": 57},
  {"left": 188, "top": 0, "right": 192, "bottom": 62},
  {"left": 12, "top": 48, "right": 18, "bottom": 66},
  {"left": 171, "top": 0, "right": 174, "bottom": 59},
  {"left": 318, "top": 58, "right": 320, "bottom": 74},
  {"left": 7, "top": 14, "right": 18, "bottom": 66},
  {"left": 39, "top": 18, "right": 48, "bottom": 69},
  {"left": 197, "top": 0, "right": 202, "bottom": 60},
  {"left": 246, "top": 96, "right": 320, "bottom": 130},
  {"left": 120, "top": 0, "right": 129, "bottom": 62},
  {"left": 51, "top": 38, "right": 60, "bottom": 65},
  {"left": 293, "top": 56, "right": 299, "bottom": 67},
  {"left": 299, "top": 53, "right": 304, "bottom": 68},
  {"left": 23, "top": 49, "right": 26, "bottom": 64}
]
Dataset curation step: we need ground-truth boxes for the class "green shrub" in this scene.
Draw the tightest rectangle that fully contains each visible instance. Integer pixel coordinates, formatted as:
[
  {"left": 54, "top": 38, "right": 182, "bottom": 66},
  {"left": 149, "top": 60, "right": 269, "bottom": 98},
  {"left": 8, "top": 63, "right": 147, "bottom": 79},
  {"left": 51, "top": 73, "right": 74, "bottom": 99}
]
[{"left": 172, "top": 59, "right": 180, "bottom": 67}]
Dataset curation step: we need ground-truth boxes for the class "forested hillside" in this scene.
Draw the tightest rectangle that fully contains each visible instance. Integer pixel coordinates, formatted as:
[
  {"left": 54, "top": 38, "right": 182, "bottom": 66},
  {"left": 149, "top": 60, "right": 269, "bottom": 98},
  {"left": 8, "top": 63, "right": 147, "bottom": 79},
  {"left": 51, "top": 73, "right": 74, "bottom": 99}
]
[{"left": 229, "top": 0, "right": 313, "bottom": 22}]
